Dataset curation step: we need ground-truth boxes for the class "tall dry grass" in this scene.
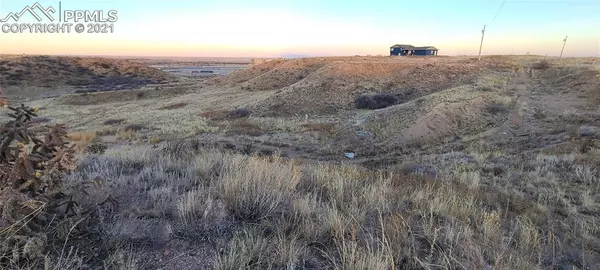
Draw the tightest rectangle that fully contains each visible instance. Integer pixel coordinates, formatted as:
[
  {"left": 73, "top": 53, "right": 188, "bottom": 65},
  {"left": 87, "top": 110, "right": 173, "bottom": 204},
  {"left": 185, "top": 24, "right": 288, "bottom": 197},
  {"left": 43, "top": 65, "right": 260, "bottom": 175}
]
[{"left": 8, "top": 138, "right": 599, "bottom": 269}]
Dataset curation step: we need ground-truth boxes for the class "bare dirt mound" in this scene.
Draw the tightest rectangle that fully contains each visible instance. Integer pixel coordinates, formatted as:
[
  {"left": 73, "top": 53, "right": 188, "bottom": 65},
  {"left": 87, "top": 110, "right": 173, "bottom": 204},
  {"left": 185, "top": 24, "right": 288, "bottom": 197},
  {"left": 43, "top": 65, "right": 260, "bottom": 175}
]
[
  {"left": 0, "top": 55, "right": 174, "bottom": 91},
  {"left": 216, "top": 58, "right": 287, "bottom": 86},
  {"left": 399, "top": 96, "right": 502, "bottom": 145},
  {"left": 360, "top": 83, "right": 514, "bottom": 148},
  {"left": 216, "top": 57, "right": 330, "bottom": 91},
  {"left": 353, "top": 57, "right": 600, "bottom": 164},
  {"left": 260, "top": 60, "right": 486, "bottom": 116},
  {"left": 217, "top": 56, "right": 510, "bottom": 116},
  {"left": 238, "top": 58, "right": 330, "bottom": 91}
]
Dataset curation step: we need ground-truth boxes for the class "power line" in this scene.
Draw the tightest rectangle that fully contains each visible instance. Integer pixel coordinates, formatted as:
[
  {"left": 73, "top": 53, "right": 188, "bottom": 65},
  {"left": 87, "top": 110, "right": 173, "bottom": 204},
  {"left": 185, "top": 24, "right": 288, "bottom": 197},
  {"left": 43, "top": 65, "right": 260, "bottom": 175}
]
[
  {"left": 491, "top": 0, "right": 507, "bottom": 23},
  {"left": 479, "top": 0, "right": 506, "bottom": 60}
]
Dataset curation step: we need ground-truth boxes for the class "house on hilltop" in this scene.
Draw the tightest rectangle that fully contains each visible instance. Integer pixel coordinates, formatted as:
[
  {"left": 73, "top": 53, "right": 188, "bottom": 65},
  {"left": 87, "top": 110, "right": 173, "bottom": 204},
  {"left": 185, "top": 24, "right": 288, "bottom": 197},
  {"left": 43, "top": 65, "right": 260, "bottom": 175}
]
[
  {"left": 390, "top": 44, "right": 438, "bottom": 56},
  {"left": 413, "top": 46, "right": 439, "bottom": 55},
  {"left": 390, "top": 44, "right": 415, "bottom": 56}
]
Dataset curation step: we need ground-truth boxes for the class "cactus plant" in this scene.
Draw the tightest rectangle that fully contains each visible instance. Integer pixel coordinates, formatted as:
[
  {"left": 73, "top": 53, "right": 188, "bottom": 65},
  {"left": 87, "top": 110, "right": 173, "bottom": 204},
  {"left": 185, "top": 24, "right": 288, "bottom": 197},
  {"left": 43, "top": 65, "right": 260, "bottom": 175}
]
[{"left": 0, "top": 103, "right": 94, "bottom": 266}]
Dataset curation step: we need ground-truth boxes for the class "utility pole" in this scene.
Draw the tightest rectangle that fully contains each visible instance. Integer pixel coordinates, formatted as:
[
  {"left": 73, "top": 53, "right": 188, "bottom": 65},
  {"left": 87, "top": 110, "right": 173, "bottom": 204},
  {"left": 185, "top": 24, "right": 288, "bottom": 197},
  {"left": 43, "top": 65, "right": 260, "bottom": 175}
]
[
  {"left": 478, "top": 25, "right": 486, "bottom": 61},
  {"left": 560, "top": 36, "right": 568, "bottom": 58}
]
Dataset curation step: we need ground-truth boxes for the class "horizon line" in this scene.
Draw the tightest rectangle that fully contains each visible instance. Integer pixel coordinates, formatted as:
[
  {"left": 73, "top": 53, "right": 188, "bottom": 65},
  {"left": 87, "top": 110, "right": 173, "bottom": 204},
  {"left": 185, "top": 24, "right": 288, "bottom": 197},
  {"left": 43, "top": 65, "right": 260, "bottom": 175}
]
[{"left": 1, "top": 52, "right": 598, "bottom": 59}]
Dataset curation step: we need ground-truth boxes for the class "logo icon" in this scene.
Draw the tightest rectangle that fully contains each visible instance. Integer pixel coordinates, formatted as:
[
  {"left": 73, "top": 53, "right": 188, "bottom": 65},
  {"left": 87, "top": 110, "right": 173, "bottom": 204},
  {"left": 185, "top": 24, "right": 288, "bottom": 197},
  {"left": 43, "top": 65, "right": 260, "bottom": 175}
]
[
  {"left": 0, "top": 2, "right": 56, "bottom": 22},
  {"left": 1, "top": 2, "right": 118, "bottom": 34}
]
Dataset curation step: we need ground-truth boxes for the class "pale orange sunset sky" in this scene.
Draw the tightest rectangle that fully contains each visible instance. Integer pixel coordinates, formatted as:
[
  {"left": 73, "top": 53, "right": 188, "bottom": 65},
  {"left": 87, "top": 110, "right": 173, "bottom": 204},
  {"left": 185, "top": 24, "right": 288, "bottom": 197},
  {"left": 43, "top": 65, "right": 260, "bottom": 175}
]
[{"left": 1, "top": 0, "right": 598, "bottom": 57}]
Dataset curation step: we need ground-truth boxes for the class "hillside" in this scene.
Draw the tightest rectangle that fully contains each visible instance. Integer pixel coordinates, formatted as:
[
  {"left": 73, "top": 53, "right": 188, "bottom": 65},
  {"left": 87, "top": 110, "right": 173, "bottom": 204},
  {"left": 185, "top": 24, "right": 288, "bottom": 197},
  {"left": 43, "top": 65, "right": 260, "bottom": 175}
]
[
  {"left": 2, "top": 55, "right": 600, "bottom": 269},
  {"left": 217, "top": 56, "right": 517, "bottom": 116},
  {"left": 15, "top": 56, "right": 598, "bottom": 159},
  {"left": 0, "top": 55, "right": 174, "bottom": 102}
]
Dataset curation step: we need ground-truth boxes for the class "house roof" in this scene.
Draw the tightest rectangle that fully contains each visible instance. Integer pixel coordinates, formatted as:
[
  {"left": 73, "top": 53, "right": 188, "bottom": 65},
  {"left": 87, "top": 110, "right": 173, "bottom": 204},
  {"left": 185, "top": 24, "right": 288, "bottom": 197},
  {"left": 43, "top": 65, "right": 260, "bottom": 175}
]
[
  {"left": 413, "top": 46, "right": 438, "bottom": 50},
  {"left": 390, "top": 44, "right": 414, "bottom": 49},
  {"left": 390, "top": 44, "right": 439, "bottom": 50}
]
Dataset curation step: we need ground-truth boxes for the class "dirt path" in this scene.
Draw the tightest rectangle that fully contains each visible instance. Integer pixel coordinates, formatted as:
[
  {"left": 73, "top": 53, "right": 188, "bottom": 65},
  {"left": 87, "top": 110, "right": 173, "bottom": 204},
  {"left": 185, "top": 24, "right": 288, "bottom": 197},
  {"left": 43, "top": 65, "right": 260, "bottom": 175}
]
[
  {"left": 459, "top": 70, "right": 532, "bottom": 145},
  {"left": 507, "top": 71, "right": 533, "bottom": 131}
]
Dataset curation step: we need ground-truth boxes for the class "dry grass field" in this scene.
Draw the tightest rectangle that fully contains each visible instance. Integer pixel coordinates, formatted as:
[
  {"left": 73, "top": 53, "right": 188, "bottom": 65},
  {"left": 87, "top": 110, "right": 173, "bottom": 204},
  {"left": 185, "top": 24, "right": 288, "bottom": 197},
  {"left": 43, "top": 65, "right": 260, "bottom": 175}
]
[{"left": 1, "top": 55, "right": 599, "bottom": 269}]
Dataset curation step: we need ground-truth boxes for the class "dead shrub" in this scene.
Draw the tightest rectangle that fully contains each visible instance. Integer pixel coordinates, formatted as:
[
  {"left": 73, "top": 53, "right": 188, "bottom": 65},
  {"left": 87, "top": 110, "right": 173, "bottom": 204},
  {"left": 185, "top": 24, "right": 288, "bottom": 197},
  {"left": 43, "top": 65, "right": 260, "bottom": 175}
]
[
  {"left": 115, "top": 124, "right": 145, "bottom": 141},
  {"left": 478, "top": 85, "right": 494, "bottom": 91},
  {"left": 355, "top": 93, "right": 398, "bottom": 110},
  {"left": 103, "top": 118, "right": 126, "bottom": 126},
  {"left": 226, "top": 120, "right": 265, "bottom": 137},
  {"left": 68, "top": 131, "right": 97, "bottom": 151},
  {"left": 228, "top": 108, "right": 251, "bottom": 119},
  {"left": 354, "top": 95, "right": 373, "bottom": 109},
  {"left": 300, "top": 123, "right": 335, "bottom": 134},
  {"left": 86, "top": 141, "right": 107, "bottom": 154},
  {"left": 201, "top": 109, "right": 251, "bottom": 121},
  {"left": 117, "top": 129, "right": 138, "bottom": 141},
  {"left": 486, "top": 102, "right": 510, "bottom": 115},
  {"left": 158, "top": 102, "right": 188, "bottom": 110},
  {"left": 121, "top": 124, "right": 145, "bottom": 132},
  {"left": 532, "top": 107, "right": 546, "bottom": 119},
  {"left": 532, "top": 60, "right": 551, "bottom": 70},
  {"left": 96, "top": 128, "right": 118, "bottom": 136},
  {"left": 0, "top": 89, "right": 6, "bottom": 108},
  {"left": 200, "top": 110, "right": 230, "bottom": 121}
]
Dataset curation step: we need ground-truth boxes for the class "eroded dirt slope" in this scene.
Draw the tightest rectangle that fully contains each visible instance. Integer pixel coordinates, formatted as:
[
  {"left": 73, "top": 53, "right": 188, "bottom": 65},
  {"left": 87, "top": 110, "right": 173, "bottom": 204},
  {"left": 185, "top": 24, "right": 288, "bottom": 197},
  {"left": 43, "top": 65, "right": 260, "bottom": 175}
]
[
  {"left": 217, "top": 56, "right": 516, "bottom": 116},
  {"left": 353, "top": 59, "right": 600, "bottom": 167}
]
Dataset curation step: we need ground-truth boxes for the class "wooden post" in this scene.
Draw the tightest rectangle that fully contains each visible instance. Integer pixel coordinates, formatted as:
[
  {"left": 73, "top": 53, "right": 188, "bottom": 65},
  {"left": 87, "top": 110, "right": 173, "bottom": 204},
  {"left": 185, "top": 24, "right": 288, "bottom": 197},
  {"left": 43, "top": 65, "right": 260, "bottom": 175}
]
[
  {"left": 560, "top": 36, "right": 568, "bottom": 58},
  {"left": 478, "top": 25, "right": 486, "bottom": 61}
]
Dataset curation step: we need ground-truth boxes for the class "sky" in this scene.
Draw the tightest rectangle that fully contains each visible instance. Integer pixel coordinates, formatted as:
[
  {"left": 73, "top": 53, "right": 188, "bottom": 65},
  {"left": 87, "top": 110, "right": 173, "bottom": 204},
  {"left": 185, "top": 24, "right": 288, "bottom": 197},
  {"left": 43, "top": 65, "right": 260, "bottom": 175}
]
[{"left": 0, "top": 0, "right": 598, "bottom": 57}]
